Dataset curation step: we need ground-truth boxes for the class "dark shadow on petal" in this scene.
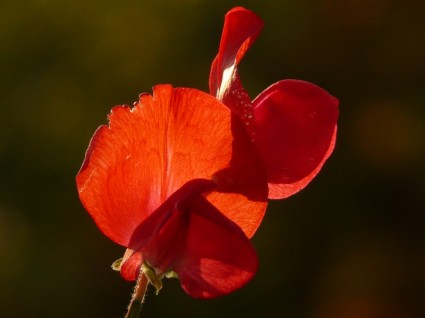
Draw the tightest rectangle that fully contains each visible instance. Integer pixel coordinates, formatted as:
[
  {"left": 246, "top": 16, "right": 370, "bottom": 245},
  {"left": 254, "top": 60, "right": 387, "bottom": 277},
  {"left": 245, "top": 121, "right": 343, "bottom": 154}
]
[{"left": 213, "top": 114, "right": 268, "bottom": 202}]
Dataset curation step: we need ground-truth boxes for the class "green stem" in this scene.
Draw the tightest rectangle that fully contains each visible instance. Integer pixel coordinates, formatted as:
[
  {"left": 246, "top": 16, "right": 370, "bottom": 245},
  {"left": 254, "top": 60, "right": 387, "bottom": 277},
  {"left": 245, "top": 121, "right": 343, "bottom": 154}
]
[{"left": 125, "top": 273, "right": 149, "bottom": 318}]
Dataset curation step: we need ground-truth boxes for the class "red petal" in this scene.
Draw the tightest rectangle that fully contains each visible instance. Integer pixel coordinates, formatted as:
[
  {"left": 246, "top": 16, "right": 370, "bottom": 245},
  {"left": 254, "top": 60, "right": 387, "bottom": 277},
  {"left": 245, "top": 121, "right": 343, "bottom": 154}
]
[
  {"left": 177, "top": 196, "right": 258, "bottom": 298},
  {"left": 76, "top": 85, "right": 236, "bottom": 246},
  {"left": 205, "top": 192, "right": 266, "bottom": 239},
  {"left": 209, "top": 7, "right": 263, "bottom": 99},
  {"left": 120, "top": 248, "right": 143, "bottom": 281},
  {"left": 124, "top": 179, "right": 217, "bottom": 277},
  {"left": 135, "top": 205, "right": 187, "bottom": 276},
  {"left": 132, "top": 195, "right": 258, "bottom": 298},
  {"left": 267, "top": 128, "right": 337, "bottom": 199},
  {"left": 122, "top": 197, "right": 259, "bottom": 298},
  {"left": 121, "top": 177, "right": 265, "bottom": 282},
  {"left": 252, "top": 80, "right": 339, "bottom": 199}
]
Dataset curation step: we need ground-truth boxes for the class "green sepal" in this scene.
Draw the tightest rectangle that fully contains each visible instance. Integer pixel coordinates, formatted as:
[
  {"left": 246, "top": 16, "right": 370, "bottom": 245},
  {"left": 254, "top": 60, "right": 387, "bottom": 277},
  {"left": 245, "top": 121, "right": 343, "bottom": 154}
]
[
  {"left": 164, "top": 270, "right": 179, "bottom": 279},
  {"left": 141, "top": 263, "right": 163, "bottom": 295},
  {"left": 111, "top": 258, "right": 123, "bottom": 271}
]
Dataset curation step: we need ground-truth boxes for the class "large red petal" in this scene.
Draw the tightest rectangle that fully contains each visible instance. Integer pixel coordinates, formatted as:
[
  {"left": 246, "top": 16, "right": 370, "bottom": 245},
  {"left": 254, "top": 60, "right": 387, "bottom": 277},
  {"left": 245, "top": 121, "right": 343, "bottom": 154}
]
[
  {"left": 209, "top": 7, "right": 263, "bottom": 99},
  {"left": 252, "top": 80, "right": 339, "bottom": 199},
  {"left": 121, "top": 196, "right": 259, "bottom": 297},
  {"left": 121, "top": 175, "right": 265, "bottom": 281},
  {"left": 134, "top": 195, "right": 258, "bottom": 298},
  {"left": 76, "top": 85, "right": 236, "bottom": 246}
]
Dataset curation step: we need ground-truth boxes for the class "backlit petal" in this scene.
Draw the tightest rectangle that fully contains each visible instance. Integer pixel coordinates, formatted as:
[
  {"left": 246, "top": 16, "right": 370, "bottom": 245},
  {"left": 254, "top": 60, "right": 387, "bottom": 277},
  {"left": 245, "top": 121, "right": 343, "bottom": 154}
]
[
  {"left": 209, "top": 7, "right": 263, "bottom": 100},
  {"left": 77, "top": 85, "right": 236, "bottom": 246},
  {"left": 267, "top": 128, "right": 337, "bottom": 199},
  {"left": 252, "top": 80, "right": 339, "bottom": 199}
]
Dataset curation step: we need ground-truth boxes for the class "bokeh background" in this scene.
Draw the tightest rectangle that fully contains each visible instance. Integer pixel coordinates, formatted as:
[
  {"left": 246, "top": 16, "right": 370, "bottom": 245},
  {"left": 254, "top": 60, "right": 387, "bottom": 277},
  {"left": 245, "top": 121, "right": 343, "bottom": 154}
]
[{"left": 1, "top": 0, "right": 424, "bottom": 317}]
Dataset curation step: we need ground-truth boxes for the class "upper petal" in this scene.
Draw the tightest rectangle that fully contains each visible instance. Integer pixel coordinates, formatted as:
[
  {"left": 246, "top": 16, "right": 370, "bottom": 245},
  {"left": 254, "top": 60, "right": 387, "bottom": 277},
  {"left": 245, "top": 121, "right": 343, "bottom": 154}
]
[
  {"left": 252, "top": 80, "right": 339, "bottom": 199},
  {"left": 76, "top": 85, "right": 235, "bottom": 246},
  {"left": 209, "top": 7, "right": 263, "bottom": 100}
]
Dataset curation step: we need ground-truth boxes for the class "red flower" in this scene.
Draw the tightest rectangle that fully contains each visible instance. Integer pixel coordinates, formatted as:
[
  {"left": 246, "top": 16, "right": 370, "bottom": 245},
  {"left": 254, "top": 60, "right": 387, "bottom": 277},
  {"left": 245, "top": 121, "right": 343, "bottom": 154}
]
[
  {"left": 210, "top": 7, "right": 339, "bottom": 199},
  {"left": 77, "top": 85, "right": 267, "bottom": 298},
  {"left": 76, "top": 6, "right": 338, "bottom": 302}
]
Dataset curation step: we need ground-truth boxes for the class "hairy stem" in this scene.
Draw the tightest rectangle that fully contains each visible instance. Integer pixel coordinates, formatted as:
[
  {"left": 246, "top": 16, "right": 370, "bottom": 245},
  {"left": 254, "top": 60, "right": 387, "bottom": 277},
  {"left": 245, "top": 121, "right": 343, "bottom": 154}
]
[{"left": 125, "top": 273, "right": 149, "bottom": 318}]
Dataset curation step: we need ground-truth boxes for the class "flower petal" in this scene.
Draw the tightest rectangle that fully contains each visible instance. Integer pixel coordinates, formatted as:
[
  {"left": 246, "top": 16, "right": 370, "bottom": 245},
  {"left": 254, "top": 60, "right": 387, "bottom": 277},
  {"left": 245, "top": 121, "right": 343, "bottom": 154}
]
[
  {"left": 133, "top": 194, "right": 258, "bottom": 298},
  {"left": 122, "top": 176, "right": 265, "bottom": 282},
  {"left": 122, "top": 179, "right": 216, "bottom": 279},
  {"left": 120, "top": 248, "right": 143, "bottom": 281},
  {"left": 267, "top": 128, "right": 337, "bottom": 199},
  {"left": 177, "top": 196, "right": 258, "bottom": 298},
  {"left": 209, "top": 7, "right": 263, "bottom": 100},
  {"left": 209, "top": 7, "right": 263, "bottom": 146},
  {"left": 76, "top": 85, "right": 236, "bottom": 246},
  {"left": 252, "top": 80, "right": 339, "bottom": 199}
]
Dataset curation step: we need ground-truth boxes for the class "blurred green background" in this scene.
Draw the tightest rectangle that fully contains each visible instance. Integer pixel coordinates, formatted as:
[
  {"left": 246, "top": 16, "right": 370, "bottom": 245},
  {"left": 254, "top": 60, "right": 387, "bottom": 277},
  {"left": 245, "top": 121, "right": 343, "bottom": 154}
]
[{"left": 1, "top": 0, "right": 424, "bottom": 317}]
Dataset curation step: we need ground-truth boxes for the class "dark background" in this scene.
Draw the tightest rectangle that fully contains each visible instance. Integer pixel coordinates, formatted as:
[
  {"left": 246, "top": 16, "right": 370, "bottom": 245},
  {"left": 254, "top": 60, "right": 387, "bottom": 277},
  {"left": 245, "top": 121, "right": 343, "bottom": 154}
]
[{"left": 1, "top": 0, "right": 424, "bottom": 317}]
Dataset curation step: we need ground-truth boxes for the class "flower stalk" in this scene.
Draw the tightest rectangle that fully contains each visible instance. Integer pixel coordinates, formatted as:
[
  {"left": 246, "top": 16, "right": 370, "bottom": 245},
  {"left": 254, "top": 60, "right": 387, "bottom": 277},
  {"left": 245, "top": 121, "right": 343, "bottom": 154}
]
[{"left": 125, "top": 273, "right": 149, "bottom": 318}]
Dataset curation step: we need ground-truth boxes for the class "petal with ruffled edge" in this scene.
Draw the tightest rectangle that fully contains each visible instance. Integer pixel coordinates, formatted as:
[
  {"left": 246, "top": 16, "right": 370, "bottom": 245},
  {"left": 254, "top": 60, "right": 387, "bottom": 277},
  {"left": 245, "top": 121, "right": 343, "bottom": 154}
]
[
  {"left": 252, "top": 80, "right": 339, "bottom": 199},
  {"left": 77, "top": 85, "right": 236, "bottom": 246},
  {"left": 77, "top": 84, "right": 268, "bottom": 247}
]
